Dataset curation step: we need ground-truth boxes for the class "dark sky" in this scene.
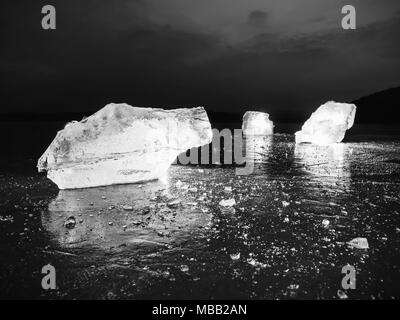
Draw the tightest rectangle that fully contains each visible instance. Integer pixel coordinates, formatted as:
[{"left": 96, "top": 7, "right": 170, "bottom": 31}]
[{"left": 1, "top": 0, "right": 400, "bottom": 119}]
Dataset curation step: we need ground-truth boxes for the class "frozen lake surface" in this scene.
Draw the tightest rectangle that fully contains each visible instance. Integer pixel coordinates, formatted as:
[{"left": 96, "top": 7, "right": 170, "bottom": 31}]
[{"left": 0, "top": 133, "right": 399, "bottom": 299}]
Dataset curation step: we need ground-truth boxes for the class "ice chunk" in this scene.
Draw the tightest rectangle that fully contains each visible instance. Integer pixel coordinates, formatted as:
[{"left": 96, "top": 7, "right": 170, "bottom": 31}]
[
  {"left": 219, "top": 198, "right": 236, "bottom": 207},
  {"left": 322, "top": 219, "right": 330, "bottom": 227},
  {"left": 242, "top": 111, "right": 274, "bottom": 136},
  {"left": 230, "top": 253, "right": 241, "bottom": 260},
  {"left": 337, "top": 289, "right": 348, "bottom": 299},
  {"left": 37, "top": 103, "right": 212, "bottom": 189},
  {"left": 347, "top": 237, "right": 369, "bottom": 249},
  {"left": 295, "top": 101, "right": 356, "bottom": 145}
]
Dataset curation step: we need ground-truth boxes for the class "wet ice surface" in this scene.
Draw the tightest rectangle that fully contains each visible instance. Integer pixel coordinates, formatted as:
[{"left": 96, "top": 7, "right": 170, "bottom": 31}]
[{"left": 1, "top": 134, "right": 400, "bottom": 299}]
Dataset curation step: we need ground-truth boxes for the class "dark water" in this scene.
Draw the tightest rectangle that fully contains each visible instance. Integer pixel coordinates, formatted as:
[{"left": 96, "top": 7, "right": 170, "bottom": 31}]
[{"left": 0, "top": 122, "right": 399, "bottom": 299}]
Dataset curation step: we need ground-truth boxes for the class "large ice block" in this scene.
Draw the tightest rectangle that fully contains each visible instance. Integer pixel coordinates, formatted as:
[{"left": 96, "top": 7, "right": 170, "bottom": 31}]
[
  {"left": 37, "top": 103, "right": 212, "bottom": 189},
  {"left": 242, "top": 111, "right": 274, "bottom": 135},
  {"left": 295, "top": 101, "right": 356, "bottom": 145}
]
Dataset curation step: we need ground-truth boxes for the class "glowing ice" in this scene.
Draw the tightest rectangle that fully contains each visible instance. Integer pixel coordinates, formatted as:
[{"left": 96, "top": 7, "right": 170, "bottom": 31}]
[
  {"left": 242, "top": 111, "right": 274, "bottom": 136},
  {"left": 295, "top": 101, "right": 356, "bottom": 145},
  {"left": 38, "top": 103, "right": 212, "bottom": 189}
]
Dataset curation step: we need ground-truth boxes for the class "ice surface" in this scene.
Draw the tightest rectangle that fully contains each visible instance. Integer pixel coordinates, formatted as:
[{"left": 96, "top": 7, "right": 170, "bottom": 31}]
[
  {"left": 3, "top": 133, "right": 400, "bottom": 299},
  {"left": 242, "top": 111, "right": 274, "bottom": 136},
  {"left": 37, "top": 103, "right": 212, "bottom": 189},
  {"left": 295, "top": 101, "right": 356, "bottom": 145}
]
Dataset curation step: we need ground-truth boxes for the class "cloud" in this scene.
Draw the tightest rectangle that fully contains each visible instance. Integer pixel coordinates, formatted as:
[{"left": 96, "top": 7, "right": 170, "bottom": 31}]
[
  {"left": 247, "top": 10, "right": 269, "bottom": 27},
  {"left": 0, "top": 0, "right": 399, "bottom": 115}
]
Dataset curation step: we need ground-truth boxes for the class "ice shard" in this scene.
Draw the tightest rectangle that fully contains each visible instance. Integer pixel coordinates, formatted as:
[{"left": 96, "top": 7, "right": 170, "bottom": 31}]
[
  {"left": 37, "top": 103, "right": 212, "bottom": 189},
  {"left": 242, "top": 111, "right": 274, "bottom": 135},
  {"left": 295, "top": 101, "right": 356, "bottom": 145}
]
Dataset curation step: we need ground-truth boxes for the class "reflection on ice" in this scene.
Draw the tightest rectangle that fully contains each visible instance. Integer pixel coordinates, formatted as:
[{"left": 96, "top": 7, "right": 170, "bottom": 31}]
[
  {"left": 234, "top": 135, "right": 274, "bottom": 175},
  {"left": 294, "top": 143, "right": 352, "bottom": 186},
  {"left": 42, "top": 179, "right": 211, "bottom": 250},
  {"left": 244, "top": 135, "right": 274, "bottom": 164}
]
